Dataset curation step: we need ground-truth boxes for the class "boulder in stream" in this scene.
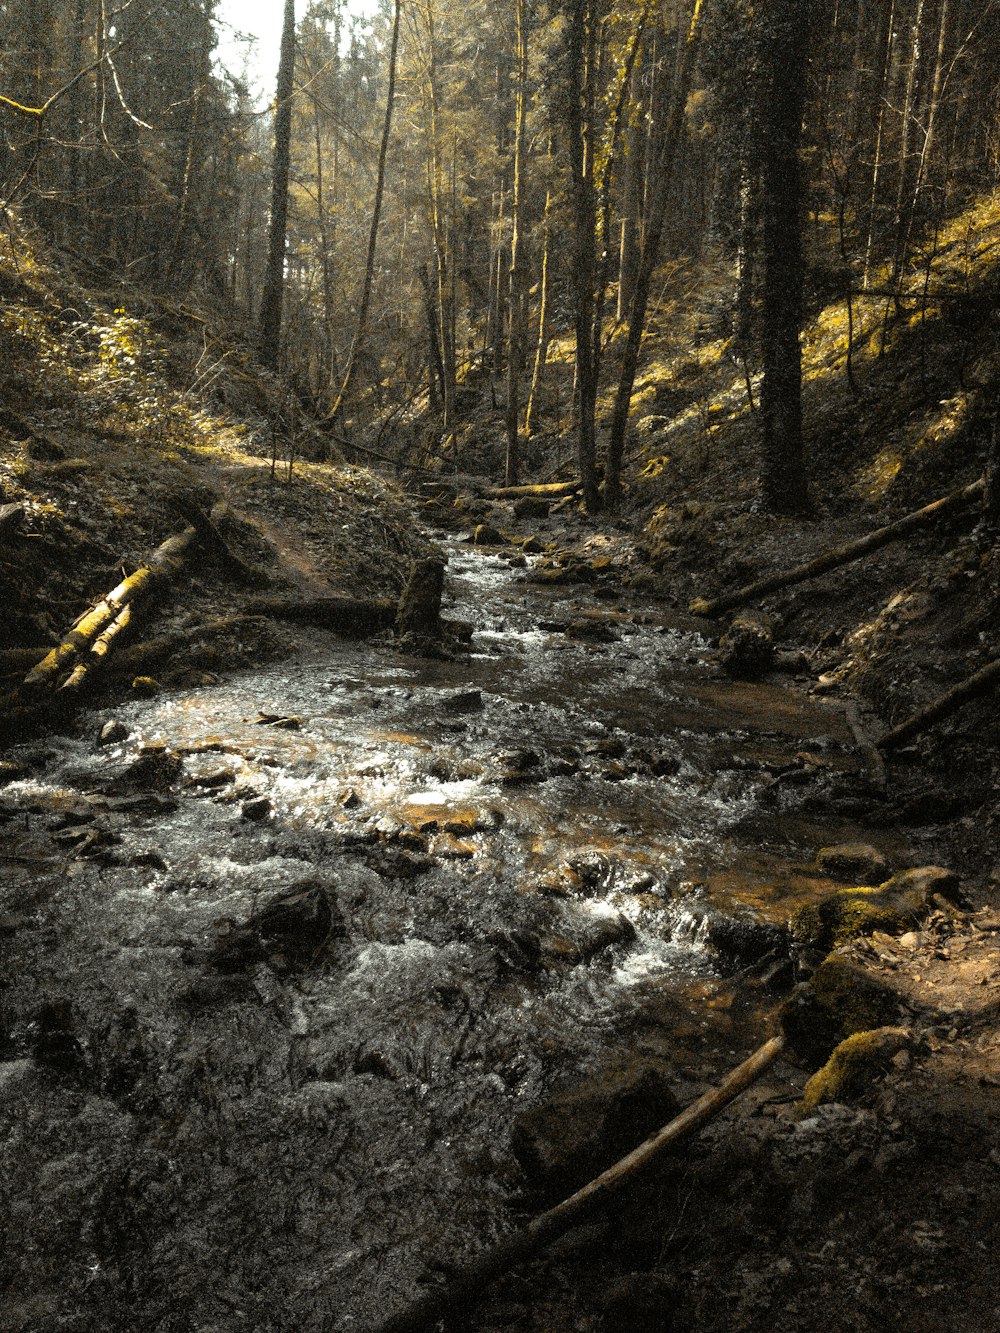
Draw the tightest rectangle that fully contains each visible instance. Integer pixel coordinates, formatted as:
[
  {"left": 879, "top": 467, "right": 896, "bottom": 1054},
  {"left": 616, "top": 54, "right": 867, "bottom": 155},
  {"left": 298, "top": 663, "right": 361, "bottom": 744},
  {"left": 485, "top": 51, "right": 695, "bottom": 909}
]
[
  {"left": 209, "top": 879, "right": 343, "bottom": 973},
  {"left": 512, "top": 1055, "right": 680, "bottom": 1201}
]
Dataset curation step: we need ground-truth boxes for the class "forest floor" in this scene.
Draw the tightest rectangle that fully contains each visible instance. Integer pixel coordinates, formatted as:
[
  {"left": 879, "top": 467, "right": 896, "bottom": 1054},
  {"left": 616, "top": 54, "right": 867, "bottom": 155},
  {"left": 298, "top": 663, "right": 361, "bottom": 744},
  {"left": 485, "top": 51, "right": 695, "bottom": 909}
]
[{"left": 2, "top": 202, "right": 1000, "bottom": 1331}]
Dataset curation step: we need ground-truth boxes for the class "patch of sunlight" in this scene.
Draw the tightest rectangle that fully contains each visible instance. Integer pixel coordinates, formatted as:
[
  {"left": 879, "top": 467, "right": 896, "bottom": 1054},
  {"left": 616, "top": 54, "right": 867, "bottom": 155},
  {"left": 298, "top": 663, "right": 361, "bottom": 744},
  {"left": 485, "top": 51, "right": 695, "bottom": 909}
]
[
  {"left": 641, "top": 456, "right": 670, "bottom": 479},
  {"left": 858, "top": 450, "right": 904, "bottom": 499}
]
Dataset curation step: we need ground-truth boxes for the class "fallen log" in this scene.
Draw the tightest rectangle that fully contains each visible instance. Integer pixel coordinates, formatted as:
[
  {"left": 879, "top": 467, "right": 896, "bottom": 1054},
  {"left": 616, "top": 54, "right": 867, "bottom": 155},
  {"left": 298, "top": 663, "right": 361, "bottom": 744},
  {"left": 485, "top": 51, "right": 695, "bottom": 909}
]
[
  {"left": 244, "top": 595, "right": 396, "bottom": 638},
  {"left": 375, "top": 1034, "right": 785, "bottom": 1333},
  {"left": 689, "top": 478, "right": 985, "bottom": 619},
  {"left": 23, "top": 527, "right": 197, "bottom": 690},
  {"left": 487, "top": 479, "right": 582, "bottom": 500},
  {"left": 60, "top": 605, "right": 132, "bottom": 692},
  {"left": 877, "top": 658, "right": 1000, "bottom": 752},
  {"left": 103, "top": 614, "right": 271, "bottom": 681}
]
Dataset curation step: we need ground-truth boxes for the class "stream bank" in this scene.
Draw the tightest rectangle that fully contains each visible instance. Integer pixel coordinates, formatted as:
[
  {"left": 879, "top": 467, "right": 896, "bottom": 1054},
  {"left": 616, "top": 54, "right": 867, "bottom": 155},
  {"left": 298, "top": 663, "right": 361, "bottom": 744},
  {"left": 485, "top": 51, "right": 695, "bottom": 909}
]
[{"left": 4, "top": 495, "right": 997, "bottom": 1332}]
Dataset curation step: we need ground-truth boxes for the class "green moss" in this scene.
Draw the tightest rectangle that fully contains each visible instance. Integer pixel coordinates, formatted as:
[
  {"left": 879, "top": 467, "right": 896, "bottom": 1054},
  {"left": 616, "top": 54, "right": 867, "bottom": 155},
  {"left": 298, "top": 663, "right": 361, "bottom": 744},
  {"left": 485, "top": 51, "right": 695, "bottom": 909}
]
[
  {"left": 781, "top": 954, "right": 903, "bottom": 1066},
  {"left": 799, "top": 1026, "right": 911, "bottom": 1115},
  {"left": 791, "top": 866, "right": 961, "bottom": 953}
]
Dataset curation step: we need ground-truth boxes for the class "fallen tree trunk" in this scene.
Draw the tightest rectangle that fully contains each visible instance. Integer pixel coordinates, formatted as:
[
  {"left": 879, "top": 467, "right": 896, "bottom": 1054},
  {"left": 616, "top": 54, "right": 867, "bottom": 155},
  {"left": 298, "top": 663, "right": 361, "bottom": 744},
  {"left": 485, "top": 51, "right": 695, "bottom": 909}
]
[
  {"left": 877, "top": 658, "right": 1000, "bottom": 752},
  {"left": 375, "top": 1034, "right": 786, "bottom": 1333},
  {"left": 23, "top": 527, "right": 197, "bottom": 690},
  {"left": 689, "top": 478, "right": 985, "bottom": 619},
  {"left": 487, "top": 480, "right": 582, "bottom": 500},
  {"left": 174, "top": 498, "right": 272, "bottom": 588},
  {"left": 105, "top": 615, "right": 271, "bottom": 681},
  {"left": 60, "top": 605, "right": 133, "bottom": 692},
  {"left": 245, "top": 596, "right": 396, "bottom": 637}
]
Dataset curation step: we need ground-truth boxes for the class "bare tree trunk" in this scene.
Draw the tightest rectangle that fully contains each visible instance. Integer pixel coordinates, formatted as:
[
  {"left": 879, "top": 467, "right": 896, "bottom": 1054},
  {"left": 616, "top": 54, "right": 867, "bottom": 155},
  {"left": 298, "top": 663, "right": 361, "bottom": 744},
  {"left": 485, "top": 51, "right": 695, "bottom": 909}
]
[
  {"left": 504, "top": 0, "right": 529, "bottom": 486},
  {"left": 567, "top": 0, "right": 601, "bottom": 512},
  {"left": 258, "top": 0, "right": 296, "bottom": 372},
  {"left": 758, "top": 0, "right": 811, "bottom": 515},
  {"left": 526, "top": 155, "right": 554, "bottom": 439},
  {"left": 327, "top": 0, "right": 401, "bottom": 426},
  {"left": 604, "top": 0, "right": 703, "bottom": 512}
]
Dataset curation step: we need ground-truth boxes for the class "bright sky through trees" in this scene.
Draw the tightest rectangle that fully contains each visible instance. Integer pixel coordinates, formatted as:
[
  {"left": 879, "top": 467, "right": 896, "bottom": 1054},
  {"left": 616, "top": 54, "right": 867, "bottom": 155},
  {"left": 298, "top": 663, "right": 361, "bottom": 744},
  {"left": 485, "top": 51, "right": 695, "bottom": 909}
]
[{"left": 213, "top": 0, "right": 376, "bottom": 101}]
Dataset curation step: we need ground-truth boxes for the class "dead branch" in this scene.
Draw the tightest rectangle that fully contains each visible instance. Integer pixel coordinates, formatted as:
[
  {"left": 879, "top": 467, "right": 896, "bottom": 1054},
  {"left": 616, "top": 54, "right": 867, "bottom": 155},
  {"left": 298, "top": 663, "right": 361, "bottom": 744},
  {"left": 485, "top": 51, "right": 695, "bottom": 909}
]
[
  {"left": 689, "top": 478, "right": 984, "bottom": 618},
  {"left": 375, "top": 1034, "right": 785, "bottom": 1333},
  {"left": 877, "top": 658, "right": 1000, "bottom": 752}
]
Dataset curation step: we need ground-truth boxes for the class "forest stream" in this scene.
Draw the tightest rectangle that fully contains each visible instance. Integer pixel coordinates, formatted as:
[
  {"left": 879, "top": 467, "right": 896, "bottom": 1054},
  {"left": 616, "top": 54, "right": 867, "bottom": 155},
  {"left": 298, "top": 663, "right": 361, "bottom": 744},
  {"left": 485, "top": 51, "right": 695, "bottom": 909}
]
[{"left": 2, "top": 533, "right": 904, "bottom": 1330}]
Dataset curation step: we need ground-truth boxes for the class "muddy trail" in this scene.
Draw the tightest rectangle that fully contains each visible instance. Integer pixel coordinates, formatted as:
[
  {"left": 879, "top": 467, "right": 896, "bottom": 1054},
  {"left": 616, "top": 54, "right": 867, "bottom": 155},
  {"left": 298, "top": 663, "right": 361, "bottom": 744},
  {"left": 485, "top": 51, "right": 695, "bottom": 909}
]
[{"left": 0, "top": 532, "right": 896, "bottom": 1331}]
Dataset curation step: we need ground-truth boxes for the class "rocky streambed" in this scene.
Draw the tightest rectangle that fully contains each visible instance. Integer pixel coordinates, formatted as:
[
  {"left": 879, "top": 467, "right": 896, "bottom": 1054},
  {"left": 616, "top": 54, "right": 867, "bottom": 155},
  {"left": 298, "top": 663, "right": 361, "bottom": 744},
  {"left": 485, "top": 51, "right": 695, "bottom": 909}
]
[{"left": 1, "top": 534, "right": 918, "bottom": 1331}]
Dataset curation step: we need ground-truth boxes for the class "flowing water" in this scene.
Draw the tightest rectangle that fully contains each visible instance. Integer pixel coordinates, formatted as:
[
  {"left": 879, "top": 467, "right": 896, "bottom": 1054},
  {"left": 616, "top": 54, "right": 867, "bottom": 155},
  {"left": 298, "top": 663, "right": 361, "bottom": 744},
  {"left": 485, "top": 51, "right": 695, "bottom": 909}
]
[{"left": 2, "top": 537, "right": 875, "bottom": 1330}]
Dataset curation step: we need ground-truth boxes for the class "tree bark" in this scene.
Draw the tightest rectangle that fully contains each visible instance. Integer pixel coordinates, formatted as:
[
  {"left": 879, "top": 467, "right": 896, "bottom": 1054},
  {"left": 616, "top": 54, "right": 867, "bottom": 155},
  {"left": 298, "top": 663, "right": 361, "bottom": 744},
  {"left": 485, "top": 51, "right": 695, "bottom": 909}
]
[
  {"left": 758, "top": 0, "right": 811, "bottom": 514},
  {"left": 604, "top": 0, "right": 704, "bottom": 512},
  {"left": 504, "top": 0, "right": 530, "bottom": 486},
  {"left": 258, "top": 0, "right": 296, "bottom": 371},
  {"left": 327, "top": 0, "right": 401, "bottom": 426},
  {"left": 567, "top": 0, "right": 601, "bottom": 513}
]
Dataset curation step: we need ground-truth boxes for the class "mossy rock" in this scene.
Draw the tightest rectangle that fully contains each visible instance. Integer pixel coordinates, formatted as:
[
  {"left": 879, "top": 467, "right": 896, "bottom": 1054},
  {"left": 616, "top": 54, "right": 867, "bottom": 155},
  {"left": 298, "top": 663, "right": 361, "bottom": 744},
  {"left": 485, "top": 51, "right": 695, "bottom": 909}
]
[
  {"left": 791, "top": 866, "right": 961, "bottom": 953},
  {"left": 781, "top": 953, "right": 903, "bottom": 1066},
  {"left": 799, "top": 1026, "right": 911, "bottom": 1115},
  {"left": 472, "top": 523, "right": 505, "bottom": 546}
]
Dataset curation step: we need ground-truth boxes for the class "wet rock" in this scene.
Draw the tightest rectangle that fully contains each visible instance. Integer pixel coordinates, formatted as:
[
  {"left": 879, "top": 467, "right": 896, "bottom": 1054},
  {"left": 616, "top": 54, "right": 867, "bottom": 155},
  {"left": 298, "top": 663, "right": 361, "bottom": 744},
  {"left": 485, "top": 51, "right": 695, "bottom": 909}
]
[
  {"left": 791, "top": 866, "right": 962, "bottom": 954},
  {"left": 241, "top": 795, "right": 272, "bottom": 822},
  {"left": 104, "top": 792, "right": 178, "bottom": 817},
  {"left": 472, "top": 524, "right": 505, "bottom": 546},
  {"left": 210, "top": 879, "right": 343, "bottom": 973},
  {"left": 125, "top": 849, "right": 169, "bottom": 871},
  {"left": 815, "top": 843, "right": 889, "bottom": 885},
  {"left": 718, "top": 615, "right": 775, "bottom": 679},
  {"left": 396, "top": 555, "right": 446, "bottom": 648},
  {"left": 781, "top": 953, "right": 905, "bottom": 1066},
  {"left": 101, "top": 745, "right": 183, "bottom": 795},
  {"left": 539, "top": 899, "right": 636, "bottom": 964},
  {"left": 441, "top": 688, "right": 484, "bottom": 713},
  {"left": 521, "top": 535, "right": 545, "bottom": 553},
  {"left": 496, "top": 748, "right": 542, "bottom": 785},
  {"left": 30, "top": 998, "right": 85, "bottom": 1077},
  {"left": 98, "top": 719, "right": 129, "bottom": 747},
  {"left": 799, "top": 1026, "right": 913, "bottom": 1115},
  {"left": 339, "top": 789, "right": 362, "bottom": 810},
  {"left": 565, "top": 617, "right": 620, "bottom": 644},
  {"left": 432, "top": 833, "right": 477, "bottom": 860},
  {"left": 702, "top": 913, "right": 790, "bottom": 970},
  {"left": 650, "top": 754, "right": 682, "bottom": 778},
  {"left": 512, "top": 1056, "right": 679, "bottom": 1201},
  {"left": 254, "top": 711, "right": 303, "bottom": 730},
  {"left": 365, "top": 848, "right": 433, "bottom": 879}
]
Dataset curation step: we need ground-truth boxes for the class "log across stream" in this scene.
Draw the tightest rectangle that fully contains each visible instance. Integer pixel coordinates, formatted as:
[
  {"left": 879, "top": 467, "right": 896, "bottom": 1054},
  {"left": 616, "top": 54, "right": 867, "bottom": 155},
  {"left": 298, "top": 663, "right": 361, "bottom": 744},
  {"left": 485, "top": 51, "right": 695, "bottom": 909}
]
[{"left": 0, "top": 537, "right": 903, "bottom": 1330}]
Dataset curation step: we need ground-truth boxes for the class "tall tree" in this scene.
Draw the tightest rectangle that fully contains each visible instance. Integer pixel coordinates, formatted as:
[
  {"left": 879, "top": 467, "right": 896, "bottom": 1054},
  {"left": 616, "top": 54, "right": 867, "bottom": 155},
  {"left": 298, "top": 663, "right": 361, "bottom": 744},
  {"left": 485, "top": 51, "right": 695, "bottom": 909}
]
[
  {"left": 327, "top": 0, "right": 402, "bottom": 427},
  {"left": 757, "top": 0, "right": 811, "bottom": 514},
  {"left": 259, "top": 0, "right": 297, "bottom": 371}
]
